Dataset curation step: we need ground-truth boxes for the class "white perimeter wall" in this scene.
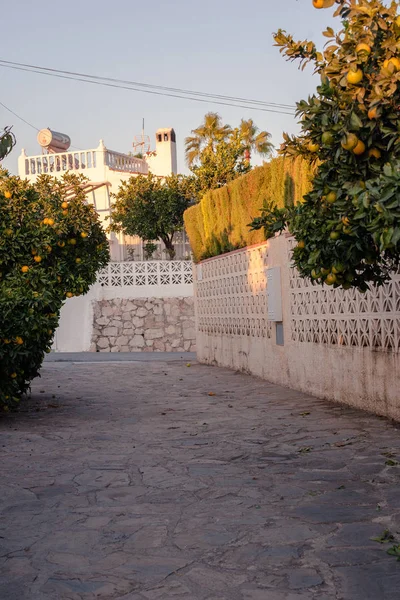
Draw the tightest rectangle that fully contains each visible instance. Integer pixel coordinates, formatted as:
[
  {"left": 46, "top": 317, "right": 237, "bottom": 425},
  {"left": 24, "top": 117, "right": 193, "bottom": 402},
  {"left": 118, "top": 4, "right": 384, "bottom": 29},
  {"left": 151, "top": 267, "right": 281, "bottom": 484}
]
[
  {"left": 53, "top": 261, "right": 193, "bottom": 352},
  {"left": 195, "top": 235, "right": 400, "bottom": 422}
]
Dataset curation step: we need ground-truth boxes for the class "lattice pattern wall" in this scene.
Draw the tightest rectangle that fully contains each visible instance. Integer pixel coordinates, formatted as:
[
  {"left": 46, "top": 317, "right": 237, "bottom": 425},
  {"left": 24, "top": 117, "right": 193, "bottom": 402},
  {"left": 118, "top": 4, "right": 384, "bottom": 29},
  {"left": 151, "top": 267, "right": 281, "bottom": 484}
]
[
  {"left": 288, "top": 238, "right": 400, "bottom": 352},
  {"left": 196, "top": 244, "right": 272, "bottom": 338},
  {"left": 98, "top": 261, "right": 193, "bottom": 287}
]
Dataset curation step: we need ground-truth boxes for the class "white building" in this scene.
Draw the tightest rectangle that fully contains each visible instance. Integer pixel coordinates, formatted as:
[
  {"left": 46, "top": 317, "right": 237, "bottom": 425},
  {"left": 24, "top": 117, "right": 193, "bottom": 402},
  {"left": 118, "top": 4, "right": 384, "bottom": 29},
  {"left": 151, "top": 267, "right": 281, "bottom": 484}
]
[{"left": 18, "top": 128, "right": 190, "bottom": 261}]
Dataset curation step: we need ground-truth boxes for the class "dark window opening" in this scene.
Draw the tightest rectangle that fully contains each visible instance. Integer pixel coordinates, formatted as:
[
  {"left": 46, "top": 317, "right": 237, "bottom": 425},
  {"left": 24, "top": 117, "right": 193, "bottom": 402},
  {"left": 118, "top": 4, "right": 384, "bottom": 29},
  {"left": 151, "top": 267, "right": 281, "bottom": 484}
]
[
  {"left": 164, "top": 133, "right": 169, "bottom": 141},
  {"left": 157, "top": 134, "right": 162, "bottom": 142}
]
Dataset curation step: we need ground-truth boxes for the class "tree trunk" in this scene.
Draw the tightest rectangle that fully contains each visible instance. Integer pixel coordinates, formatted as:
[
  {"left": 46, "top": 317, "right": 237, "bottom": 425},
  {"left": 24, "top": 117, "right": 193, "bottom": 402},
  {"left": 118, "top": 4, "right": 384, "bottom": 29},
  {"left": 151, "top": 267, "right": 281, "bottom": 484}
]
[{"left": 162, "top": 236, "right": 176, "bottom": 260}]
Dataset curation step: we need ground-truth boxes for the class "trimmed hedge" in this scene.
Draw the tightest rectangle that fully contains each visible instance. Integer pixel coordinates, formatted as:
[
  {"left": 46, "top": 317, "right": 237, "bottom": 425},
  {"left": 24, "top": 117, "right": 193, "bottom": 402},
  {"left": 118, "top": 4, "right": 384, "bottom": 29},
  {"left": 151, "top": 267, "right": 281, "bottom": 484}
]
[{"left": 184, "top": 156, "right": 313, "bottom": 262}]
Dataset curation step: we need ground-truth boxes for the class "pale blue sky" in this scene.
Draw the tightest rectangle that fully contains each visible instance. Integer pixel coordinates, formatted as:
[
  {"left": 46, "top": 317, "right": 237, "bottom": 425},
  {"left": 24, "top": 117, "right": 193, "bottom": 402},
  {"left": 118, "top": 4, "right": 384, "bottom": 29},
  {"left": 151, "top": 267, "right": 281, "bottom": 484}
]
[{"left": 1, "top": 0, "right": 336, "bottom": 174}]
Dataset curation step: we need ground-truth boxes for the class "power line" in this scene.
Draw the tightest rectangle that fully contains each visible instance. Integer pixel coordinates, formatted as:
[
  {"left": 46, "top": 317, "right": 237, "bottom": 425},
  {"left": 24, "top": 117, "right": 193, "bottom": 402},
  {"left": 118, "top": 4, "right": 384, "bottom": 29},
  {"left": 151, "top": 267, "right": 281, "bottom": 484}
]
[
  {"left": 0, "top": 99, "right": 82, "bottom": 150},
  {"left": 0, "top": 59, "right": 295, "bottom": 111},
  {"left": 0, "top": 59, "right": 296, "bottom": 116},
  {"left": 0, "top": 99, "right": 39, "bottom": 131}
]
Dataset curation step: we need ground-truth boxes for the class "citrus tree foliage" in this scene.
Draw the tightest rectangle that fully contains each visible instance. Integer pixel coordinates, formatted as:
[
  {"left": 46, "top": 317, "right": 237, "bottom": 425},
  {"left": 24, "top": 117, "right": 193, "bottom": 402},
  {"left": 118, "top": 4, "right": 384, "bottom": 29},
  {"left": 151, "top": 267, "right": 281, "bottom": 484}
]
[
  {"left": 185, "top": 113, "right": 273, "bottom": 197},
  {"left": 251, "top": 0, "right": 400, "bottom": 290},
  {"left": 0, "top": 171, "right": 109, "bottom": 409},
  {"left": 0, "top": 127, "right": 16, "bottom": 161},
  {"left": 109, "top": 173, "right": 193, "bottom": 259}
]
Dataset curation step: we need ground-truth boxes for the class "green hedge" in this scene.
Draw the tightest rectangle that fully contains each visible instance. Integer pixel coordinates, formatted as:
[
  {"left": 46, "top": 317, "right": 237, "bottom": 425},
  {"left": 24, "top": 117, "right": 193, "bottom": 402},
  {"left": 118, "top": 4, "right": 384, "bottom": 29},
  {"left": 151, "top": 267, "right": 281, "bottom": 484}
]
[{"left": 184, "top": 156, "right": 314, "bottom": 262}]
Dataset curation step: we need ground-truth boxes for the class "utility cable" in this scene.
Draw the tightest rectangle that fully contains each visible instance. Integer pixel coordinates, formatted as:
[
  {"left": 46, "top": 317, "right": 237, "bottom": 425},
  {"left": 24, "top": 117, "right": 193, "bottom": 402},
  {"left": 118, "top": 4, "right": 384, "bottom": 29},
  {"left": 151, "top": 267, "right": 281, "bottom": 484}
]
[{"left": 0, "top": 60, "right": 296, "bottom": 116}]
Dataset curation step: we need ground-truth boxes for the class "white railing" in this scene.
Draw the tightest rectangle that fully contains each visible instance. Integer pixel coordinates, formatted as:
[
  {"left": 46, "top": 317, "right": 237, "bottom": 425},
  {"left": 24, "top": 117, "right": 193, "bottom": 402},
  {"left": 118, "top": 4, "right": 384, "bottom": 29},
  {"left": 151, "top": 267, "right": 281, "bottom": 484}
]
[
  {"left": 98, "top": 261, "right": 193, "bottom": 287},
  {"left": 106, "top": 150, "right": 148, "bottom": 174},
  {"left": 24, "top": 150, "right": 98, "bottom": 176}
]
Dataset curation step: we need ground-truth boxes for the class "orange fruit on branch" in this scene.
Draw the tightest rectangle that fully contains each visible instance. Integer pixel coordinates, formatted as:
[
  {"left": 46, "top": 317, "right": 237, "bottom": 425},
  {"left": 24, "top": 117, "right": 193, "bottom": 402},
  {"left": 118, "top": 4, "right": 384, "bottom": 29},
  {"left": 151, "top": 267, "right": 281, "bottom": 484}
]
[
  {"left": 33, "top": 255, "right": 42, "bottom": 263},
  {"left": 384, "top": 57, "right": 400, "bottom": 71},
  {"left": 368, "top": 148, "right": 381, "bottom": 159},
  {"left": 4, "top": 191, "right": 12, "bottom": 199},
  {"left": 341, "top": 133, "right": 359, "bottom": 151},
  {"left": 21, "top": 266, "right": 29, "bottom": 273},
  {"left": 368, "top": 106, "right": 378, "bottom": 120},
  {"left": 308, "top": 141, "right": 319, "bottom": 153},
  {"left": 312, "top": 0, "right": 335, "bottom": 8},
  {"left": 347, "top": 69, "right": 363, "bottom": 85},
  {"left": 356, "top": 43, "right": 371, "bottom": 55},
  {"left": 353, "top": 140, "right": 366, "bottom": 155}
]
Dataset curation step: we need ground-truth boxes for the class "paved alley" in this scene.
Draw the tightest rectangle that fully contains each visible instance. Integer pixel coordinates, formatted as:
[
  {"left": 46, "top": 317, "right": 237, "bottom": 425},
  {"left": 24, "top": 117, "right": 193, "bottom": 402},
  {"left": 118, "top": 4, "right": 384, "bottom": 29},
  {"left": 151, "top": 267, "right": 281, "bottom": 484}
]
[{"left": 1, "top": 355, "right": 400, "bottom": 600}]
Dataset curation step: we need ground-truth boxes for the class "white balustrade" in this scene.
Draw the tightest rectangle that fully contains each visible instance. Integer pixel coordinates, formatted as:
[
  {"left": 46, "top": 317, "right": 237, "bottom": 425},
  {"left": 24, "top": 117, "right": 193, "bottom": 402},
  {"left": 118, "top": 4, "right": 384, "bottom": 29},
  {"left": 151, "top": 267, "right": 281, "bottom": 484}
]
[
  {"left": 24, "top": 150, "right": 98, "bottom": 176},
  {"left": 105, "top": 151, "right": 148, "bottom": 174},
  {"left": 98, "top": 261, "right": 193, "bottom": 287}
]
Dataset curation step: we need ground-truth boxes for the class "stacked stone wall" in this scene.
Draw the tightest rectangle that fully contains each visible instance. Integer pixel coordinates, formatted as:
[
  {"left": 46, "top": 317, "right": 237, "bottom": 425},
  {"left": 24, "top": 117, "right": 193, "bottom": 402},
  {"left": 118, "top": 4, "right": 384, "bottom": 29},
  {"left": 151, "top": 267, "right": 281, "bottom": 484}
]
[{"left": 91, "top": 297, "right": 195, "bottom": 353}]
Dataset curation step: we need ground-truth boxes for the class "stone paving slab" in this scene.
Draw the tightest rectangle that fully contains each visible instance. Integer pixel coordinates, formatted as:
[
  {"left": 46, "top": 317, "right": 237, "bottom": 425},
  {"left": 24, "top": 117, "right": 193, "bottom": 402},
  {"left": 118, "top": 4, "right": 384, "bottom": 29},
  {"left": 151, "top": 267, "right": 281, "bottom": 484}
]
[{"left": 1, "top": 357, "right": 400, "bottom": 599}]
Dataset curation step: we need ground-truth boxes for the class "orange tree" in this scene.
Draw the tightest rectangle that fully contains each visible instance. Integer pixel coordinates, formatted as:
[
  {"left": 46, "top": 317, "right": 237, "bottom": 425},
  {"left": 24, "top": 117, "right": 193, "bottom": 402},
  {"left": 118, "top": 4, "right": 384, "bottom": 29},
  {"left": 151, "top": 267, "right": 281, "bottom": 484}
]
[
  {"left": 0, "top": 171, "right": 109, "bottom": 410},
  {"left": 251, "top": 0, "right": 400, "bottom": 290}
]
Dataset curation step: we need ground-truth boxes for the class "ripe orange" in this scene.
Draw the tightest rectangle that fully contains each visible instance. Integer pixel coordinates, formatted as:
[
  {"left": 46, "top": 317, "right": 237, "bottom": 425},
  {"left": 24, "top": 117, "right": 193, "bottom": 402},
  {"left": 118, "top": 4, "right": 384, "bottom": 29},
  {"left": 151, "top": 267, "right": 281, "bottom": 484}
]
[
  {"left": 308, "top": 141, "right": 319, "bottom": 153},
  {"left": 326, "top": 273, "right": 337, "bottom": 285},
  {"left": 57, "top": 241, "right": 65, "bottom": 248},
  {"left": 75, "top": 257, "right": 82, "bottom": 263},
  {"left": 61, "top": 201, "right": 68, "bottom": 209},
  {"left": 384, "top": 57, "right": 400, "bottom": 71},
  {"left": 11, "top": 373, "right": 17, "bottom": 379},
  {"left": 80, "top": 232, "right": 88, "bottom": 238},
  {"left": 3, "top": 339, "right": 11, "bottom": 344},
  {"left": 4, "top": 191, "right": 12, "bottom": 199},
  {"left": 353, "top": 140, "right": 366, "bottom": 155},
  {"left": 368, "top": 148, "right": 381, "bottom": 159},
  {"left": 21, "top": 266, "right": 29, "bottom": 273},
  {"left": 15, "top": 337, "right": 24, "bottom": 345},
  {"left": 62, "top": 210, "right": 68, "bottom": 216},
  {"left": 47, "top": 218, "right": 55, "bottom": 226},
  {"left": 312, "top": 0, "right": 335, "bottom": 7},
  {"left": 68, "top": 238, "right": 77, "bottom": 245},
  {"left": 66, "top": 292, "right": 74, "bottom": 298},
  {"left": 46, "top": 245, "right": 52, "bottom": 253},
  {"left": 297, "top": 240, "right": 305, "bottom": 249},
  {"left": 34, "top": 255, "right": 42, "bottom": 263},
  {"left": 341, "top": 133, "right": 359, "bottom": 151},
  {"left": 347, "top": 69, "right": 363, "bottom": 84},
  {"left": 5, "top": 228, "right": 13, "bottom": 236},
  {"left": 31, "top": 248, "right": 37, "bottom": 255},
  {"left": 356, "top": 43, "right": 371, "bottom": 55},
  {"left": 368, "top": 107, "right": 378, "bottom": 120}
]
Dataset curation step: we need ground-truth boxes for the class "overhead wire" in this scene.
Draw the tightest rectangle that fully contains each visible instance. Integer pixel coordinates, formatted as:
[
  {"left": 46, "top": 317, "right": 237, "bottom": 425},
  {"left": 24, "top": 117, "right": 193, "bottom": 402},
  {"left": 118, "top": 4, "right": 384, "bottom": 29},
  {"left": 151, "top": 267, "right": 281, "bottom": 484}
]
[{"left": 0, "top": 59, "right": 296, "bottom": 116}]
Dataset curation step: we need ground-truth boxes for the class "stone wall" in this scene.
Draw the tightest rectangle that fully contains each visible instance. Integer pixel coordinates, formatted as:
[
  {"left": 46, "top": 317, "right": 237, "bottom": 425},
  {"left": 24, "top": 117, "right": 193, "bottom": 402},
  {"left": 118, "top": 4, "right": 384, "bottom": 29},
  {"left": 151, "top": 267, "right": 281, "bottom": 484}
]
[{"left": 91, "top": 297, "right": 196, "bottom": 353}]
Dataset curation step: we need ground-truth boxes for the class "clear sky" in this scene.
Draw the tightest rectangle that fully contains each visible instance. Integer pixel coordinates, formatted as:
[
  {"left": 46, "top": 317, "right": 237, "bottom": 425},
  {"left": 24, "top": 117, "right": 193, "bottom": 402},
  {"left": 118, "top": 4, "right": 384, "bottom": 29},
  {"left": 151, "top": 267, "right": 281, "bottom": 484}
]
[{"left": 1, "top": 0, "right": 337, "bottom": 174}]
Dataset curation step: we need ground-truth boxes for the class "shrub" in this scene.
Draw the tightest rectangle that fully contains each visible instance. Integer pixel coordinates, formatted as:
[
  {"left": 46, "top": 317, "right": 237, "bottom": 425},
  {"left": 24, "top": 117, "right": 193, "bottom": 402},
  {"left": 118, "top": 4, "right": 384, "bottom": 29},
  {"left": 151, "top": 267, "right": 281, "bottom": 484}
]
[
  {"left": 0, "top": 171, "right": 109, "bottom": 410},
  {"left": 183, "top": 156, "right": 313, "bottom": 262}
]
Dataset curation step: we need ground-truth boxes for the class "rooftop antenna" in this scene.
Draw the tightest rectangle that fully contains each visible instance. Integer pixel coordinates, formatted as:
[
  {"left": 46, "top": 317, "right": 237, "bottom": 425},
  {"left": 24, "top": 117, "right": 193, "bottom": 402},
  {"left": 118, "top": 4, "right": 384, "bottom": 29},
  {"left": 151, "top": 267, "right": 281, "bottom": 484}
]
[{"left": 133, "top": 118, "right": 150, "bottom": 156}]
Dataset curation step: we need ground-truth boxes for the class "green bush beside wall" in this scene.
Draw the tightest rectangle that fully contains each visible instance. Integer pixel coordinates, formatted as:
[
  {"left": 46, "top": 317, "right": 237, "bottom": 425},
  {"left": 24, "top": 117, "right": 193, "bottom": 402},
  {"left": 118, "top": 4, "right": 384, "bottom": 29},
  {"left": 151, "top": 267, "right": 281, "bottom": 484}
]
[{"left": 184, "top": 156, "right": 314, "bottom": 262}]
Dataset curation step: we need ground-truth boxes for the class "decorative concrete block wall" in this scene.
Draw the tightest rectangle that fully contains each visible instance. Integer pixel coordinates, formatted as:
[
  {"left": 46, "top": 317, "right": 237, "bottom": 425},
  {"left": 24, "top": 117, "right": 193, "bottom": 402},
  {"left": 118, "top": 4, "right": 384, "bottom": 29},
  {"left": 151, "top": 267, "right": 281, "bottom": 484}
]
[
  {"left": 195, "top": 236, "right": 400, "bottom": 422},
  {"left": 91, "top": 297, "right": 196, "bottom": 353}
]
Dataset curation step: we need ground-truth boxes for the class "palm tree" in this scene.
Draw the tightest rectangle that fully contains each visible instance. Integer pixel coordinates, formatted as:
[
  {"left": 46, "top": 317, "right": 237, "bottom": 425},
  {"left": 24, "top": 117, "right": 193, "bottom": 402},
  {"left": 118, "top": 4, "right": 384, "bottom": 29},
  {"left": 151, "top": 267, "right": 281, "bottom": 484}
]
[
  {"left": 185, "top": 112, "right": 232, "bottom": 167},
  {"left": 238, "top": 119, "right": 273, "bottom": 162}
]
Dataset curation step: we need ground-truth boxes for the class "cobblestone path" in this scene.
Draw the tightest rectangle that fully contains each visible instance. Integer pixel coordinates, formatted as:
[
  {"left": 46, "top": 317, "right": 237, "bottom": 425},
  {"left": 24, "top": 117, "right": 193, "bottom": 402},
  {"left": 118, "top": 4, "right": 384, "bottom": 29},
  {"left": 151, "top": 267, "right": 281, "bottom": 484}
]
[{"left": 1, "top": 357, "right": 400, "bottom": 599}]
